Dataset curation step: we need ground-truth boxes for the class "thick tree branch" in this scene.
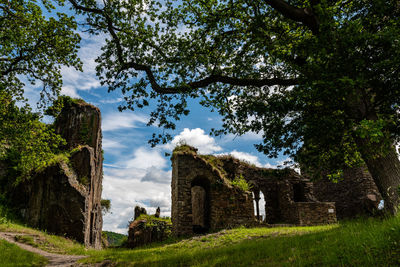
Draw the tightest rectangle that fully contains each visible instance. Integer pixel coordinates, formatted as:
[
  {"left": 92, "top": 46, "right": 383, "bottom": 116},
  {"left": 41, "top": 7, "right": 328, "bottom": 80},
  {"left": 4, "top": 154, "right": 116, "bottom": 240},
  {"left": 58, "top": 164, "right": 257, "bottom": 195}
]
[
  {"left": 265, "top": 0, "right": 319, "bottom": 34},
  {"left": 68, "top": 0, "right": 298, "bottom": 94},
  {"left": 123, "top": 58, "right": 298, "bottom": 94},
  {"left": 68, "top": 0, "right": 103, "bottom": 14}
]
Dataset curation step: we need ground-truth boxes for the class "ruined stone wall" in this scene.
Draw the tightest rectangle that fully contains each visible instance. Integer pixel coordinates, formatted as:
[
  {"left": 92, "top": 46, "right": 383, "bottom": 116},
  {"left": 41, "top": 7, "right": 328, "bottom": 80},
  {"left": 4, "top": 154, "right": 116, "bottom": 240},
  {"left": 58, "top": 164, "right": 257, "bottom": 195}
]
[
  {"left": 294, "top": 202, "right": 337, "bottom": 225},
  {"left": 313, "top": 166, "right": 382, "bottom": 219},
  {"left": 171, "top": 146, "right": 337, "bottom": 235},
  {"left": 209, "top": 157, "right": 336, "bottom": 225},
  {"left": 171, "top": 150, "right": 254, "bottom": 236},
  {"left": 12, "top": 101, "right": 103, "bottom": 248}
]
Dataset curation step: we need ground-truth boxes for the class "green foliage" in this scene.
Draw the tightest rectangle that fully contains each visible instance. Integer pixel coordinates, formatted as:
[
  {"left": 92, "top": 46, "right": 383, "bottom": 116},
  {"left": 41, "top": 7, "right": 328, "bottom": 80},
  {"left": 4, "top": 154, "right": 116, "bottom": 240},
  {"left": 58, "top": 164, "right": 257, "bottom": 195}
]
[
  {"left": 101, "top": 199, "right": 111, "bottom": 214},
  {"left": 102, "top": 231, "right": 127, "bottom": 247},
  {"left": 45, "top": 95, "right": 86, "bottom": 118},
  {"left": 172, "top": 144, "right": 197, "bottom": 155},
  {"left": 0, "top": 91, "right": 66, "bottom": 184},
  {"left": 0, "top": 0, "right": 81, "bottom": 104},
  {"left": 14, "top": 235, "right": 38, "bottom": 248},
  {"left": 70, "top": 0, "right": 400, "bottom": 182},
  {"left": 326, "top": 170, "right": 344, "bottom": 184},
  {"left": 131, "top": 214, "right": 173, "bottom": 243},
  {"left": 136, "top": 214, "right": 172, "bottom": 225},
  {"left": 231, "top": 174, "right": 251, "bottom": 192},
  {"left": 79, "top": 176, "right": 89, "bottom": 186}
]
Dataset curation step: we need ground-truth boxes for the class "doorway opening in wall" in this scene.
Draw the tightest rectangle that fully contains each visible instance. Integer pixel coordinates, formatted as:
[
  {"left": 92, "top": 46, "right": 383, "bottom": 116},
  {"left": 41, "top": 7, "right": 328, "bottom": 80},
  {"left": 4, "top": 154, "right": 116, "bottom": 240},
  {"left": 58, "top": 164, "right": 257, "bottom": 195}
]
[
  {"left": 253, "top": 191, "right": 266, "bottom": 222},
  {"left": 191, "top": 176, "right": 210, "bottom": 234},
  {"left": 293, "top": 183, "right": 306, "bottom": 202}
]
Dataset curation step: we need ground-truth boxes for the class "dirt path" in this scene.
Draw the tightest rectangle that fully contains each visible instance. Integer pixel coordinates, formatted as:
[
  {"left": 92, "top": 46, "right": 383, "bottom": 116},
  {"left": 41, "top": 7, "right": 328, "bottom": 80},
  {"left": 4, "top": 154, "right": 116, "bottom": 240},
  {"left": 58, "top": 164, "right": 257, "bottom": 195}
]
[{"left": 0, "top": 232, "right": 87, "bottom": 267}]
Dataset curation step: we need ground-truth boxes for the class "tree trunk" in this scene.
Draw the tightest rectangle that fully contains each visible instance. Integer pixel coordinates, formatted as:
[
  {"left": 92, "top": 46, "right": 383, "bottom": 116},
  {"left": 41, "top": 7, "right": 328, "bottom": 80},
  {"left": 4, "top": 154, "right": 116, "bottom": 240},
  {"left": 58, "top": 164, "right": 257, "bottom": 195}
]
[
  {"left": 358, "top": 142, "right": 400, "bottom": 215},
  {"left": 348, "top": 92, "right": 400, "bottom": 215}
]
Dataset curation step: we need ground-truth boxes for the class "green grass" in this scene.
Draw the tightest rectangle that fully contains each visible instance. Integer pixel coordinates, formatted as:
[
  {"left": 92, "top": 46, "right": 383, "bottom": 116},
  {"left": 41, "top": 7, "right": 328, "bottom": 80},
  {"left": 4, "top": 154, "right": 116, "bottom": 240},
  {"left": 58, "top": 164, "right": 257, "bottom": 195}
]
[
  {"left": 1, "top": 207, "right": 400, "bottom": 266},
  {"left": 14, "top": 235, "right": 38, "bottom": 247},
  {"left": 0, "top": 220, "right": 88, "bottom": 255},
  {"left": 0, "top": 239, "right": 48, "bottom": 267},
  {"left": 79, "top": 215, "right": 400, "bottom": 266}
]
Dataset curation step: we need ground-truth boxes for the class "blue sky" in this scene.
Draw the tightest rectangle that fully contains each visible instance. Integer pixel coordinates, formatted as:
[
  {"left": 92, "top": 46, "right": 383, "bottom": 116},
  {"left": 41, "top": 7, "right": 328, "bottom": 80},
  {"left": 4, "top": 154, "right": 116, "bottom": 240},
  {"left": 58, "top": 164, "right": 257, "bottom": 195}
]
[{"left": 23, "top": 4, "right": 291, "bottom": 234}]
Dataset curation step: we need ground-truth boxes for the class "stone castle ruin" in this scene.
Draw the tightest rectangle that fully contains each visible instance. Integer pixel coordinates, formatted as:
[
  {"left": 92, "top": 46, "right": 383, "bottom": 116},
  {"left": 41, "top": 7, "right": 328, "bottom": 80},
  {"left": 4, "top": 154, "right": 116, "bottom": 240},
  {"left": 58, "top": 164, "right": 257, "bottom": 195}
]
[
  {"left": 313, "top": 166, "right": 382, "bottom": 219},
  {"left": 11, "top": 100, "right": 103, "bottom": 248},
  {"left": 171, "top": 145, "right": 337, "bottom": 236}
]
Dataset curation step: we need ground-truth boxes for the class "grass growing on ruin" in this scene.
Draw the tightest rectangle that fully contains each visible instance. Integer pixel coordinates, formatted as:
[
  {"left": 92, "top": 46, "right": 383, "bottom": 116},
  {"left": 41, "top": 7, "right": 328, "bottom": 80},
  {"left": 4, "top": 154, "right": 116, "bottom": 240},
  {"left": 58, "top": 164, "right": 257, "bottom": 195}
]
[
  {"left": 0, "top": 239, "right": 48, "bottom": 267},
  {"left": 80, "top": 215, "right": 400, "bottom": 266}
]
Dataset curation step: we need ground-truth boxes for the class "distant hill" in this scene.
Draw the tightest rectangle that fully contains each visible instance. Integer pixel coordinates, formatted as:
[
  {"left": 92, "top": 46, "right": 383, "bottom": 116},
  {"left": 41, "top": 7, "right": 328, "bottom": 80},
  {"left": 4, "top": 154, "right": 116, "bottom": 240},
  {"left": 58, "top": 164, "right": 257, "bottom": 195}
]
[{"left": 103, "top": 231, "right": 127, "bottom": 247}]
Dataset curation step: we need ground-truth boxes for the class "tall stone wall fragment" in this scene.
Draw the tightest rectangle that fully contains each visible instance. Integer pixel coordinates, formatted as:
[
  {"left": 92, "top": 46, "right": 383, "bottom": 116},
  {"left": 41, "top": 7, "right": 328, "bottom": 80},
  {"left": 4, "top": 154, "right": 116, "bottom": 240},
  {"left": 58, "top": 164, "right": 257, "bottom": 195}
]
[
  {"left": 12, "top": 101, "right": 103, "bottom": 249},
  {"left": 171, "top": 149, "right": 255, "bottom": 236}
]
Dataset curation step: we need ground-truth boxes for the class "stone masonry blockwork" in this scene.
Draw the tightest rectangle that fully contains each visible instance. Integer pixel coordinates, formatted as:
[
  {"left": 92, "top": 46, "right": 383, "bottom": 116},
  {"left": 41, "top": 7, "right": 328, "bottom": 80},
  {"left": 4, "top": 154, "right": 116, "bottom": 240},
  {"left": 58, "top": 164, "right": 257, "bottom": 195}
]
[{"left": 171, "top": 146, "right": 337, "bottom": 236}]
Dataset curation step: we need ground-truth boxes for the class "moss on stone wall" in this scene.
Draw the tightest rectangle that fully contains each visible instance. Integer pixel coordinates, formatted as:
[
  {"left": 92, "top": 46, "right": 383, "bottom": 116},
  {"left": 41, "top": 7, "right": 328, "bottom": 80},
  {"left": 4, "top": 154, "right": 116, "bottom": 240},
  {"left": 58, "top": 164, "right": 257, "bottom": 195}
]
[{"left": 172, "top": 144, "right": 198, "bottom": 155}]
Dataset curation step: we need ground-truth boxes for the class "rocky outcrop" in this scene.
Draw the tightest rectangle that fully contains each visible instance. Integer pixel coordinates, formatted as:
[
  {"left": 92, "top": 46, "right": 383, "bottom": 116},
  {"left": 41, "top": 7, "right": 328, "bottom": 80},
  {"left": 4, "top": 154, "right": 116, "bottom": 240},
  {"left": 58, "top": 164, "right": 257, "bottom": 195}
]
[{"left": 12, "top": 100, "right": 103, "bottom": 248}]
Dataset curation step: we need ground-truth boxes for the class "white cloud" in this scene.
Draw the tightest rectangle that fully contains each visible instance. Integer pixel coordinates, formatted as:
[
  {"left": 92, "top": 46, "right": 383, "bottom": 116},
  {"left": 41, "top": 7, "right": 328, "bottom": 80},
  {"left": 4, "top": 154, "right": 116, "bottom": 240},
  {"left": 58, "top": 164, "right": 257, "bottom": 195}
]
[
  {"left": 60, "top": 32, "right": 106, "bottom": 95},
  {"left": 102, "top": 138, "right": 126, "bottom": 150},
  {"left": 101, "top": 146, "right": 172, "bottom": 233},
  {"left": 164, "top": 128, "right": 222, "bottom": 154},
  {"left": 264, "top": 158, "right": 299, "bottom": 173},
  {"left": 60, "top": 85, "right": 80, "bottom": 98},
  {"left": 228, "top": 150, "right": 262, "bottom": 167},
  {"left": 99, "top": 97, "right": 123, "bottom": 104},
  {"left": 102, "top": 175, "right": 171, "bottom": 234},
  {"left": 125, "top": 147, "right": 167, "bottom": 170},
  {"left": 240, "top": 131, "right": 263, "bottom": 141},
  {"left": 141, "top": 168, "right": 171, "bottom": 184},
  {"left": 264, "top": 162, "right": 278, "bottom": 169},
  {"left": 102, "top": 112, "right": 148, "bottom": 131}
]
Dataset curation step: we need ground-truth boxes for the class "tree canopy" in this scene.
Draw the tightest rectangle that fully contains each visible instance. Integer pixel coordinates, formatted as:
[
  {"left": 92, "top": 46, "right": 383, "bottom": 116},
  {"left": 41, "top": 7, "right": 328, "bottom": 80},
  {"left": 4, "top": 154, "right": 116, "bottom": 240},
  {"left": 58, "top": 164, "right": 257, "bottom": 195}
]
[
  {"left": 66, "top": 0, "right": 400, "bottom": 214},
  {"left": 0, "top": 0, "right": 81, "bottom": 103},
  {"left": 0, "top": 91, "right": 65, "bottom": 184},
  {"left": 0, "top": 0, "right": 82, "bottom": 184}
]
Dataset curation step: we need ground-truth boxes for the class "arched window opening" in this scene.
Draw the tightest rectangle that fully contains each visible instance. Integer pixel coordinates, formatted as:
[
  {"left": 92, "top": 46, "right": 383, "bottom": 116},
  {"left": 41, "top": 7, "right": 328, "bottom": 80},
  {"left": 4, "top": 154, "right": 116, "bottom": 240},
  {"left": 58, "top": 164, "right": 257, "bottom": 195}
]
[
  {"left": 191, "top": 176, "right": 210, "bottom": 234},
  {"left": 253, "top": 190, "right": 266, "bottom": 222}
]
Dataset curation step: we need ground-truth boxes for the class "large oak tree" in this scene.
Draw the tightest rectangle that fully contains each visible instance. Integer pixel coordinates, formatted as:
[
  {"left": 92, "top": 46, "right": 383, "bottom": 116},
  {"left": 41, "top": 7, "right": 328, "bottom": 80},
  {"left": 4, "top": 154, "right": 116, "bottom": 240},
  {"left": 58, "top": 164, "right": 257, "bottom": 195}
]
[{"left": 69, "top": 0, "right": 400, "bottom": 214}]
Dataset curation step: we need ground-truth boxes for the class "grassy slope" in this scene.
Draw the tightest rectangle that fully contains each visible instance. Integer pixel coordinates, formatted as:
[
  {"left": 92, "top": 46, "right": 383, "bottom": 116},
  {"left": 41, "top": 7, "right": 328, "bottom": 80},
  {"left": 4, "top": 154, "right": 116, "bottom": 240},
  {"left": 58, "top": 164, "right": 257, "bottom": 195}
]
[
  {"left": 0, "top": 239, "right": 48, "bottom": 267},
  {"left": 81, "top": 215, "right": 400, "bottom": 266},
  {"left": 0, "top": 215, "right": 399, "bottom": 266},
  {"left": 0, "top": 220, "right": 88, "bottom": 255}
]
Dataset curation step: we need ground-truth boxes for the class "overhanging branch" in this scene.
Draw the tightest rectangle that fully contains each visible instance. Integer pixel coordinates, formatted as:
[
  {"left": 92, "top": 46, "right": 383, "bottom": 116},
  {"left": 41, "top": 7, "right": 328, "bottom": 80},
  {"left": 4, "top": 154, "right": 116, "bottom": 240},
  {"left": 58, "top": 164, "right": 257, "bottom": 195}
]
[
  {"left": 68, "top": 0, "right": 299, "bottom": 94},
  {"left": 265, "top": 0, "right": 319, "bottom": 34}
]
